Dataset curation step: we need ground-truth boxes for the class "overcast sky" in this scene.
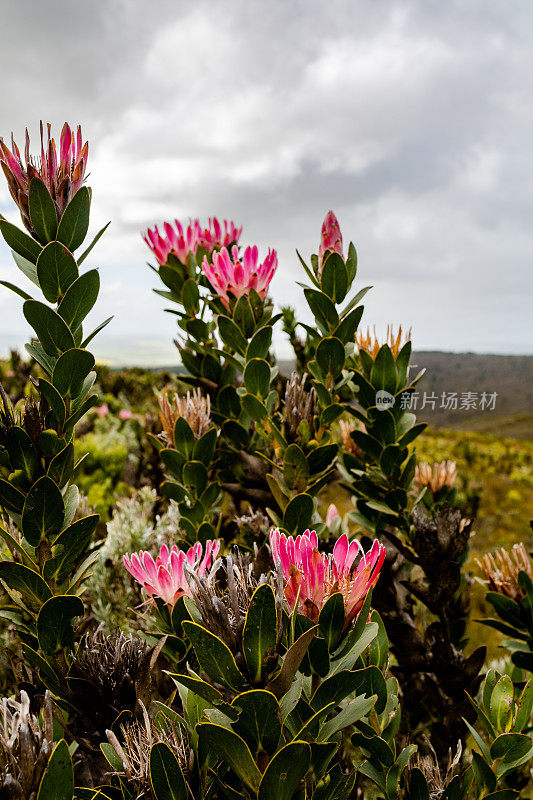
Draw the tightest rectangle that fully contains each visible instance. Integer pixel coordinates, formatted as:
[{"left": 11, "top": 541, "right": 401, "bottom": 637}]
[{"left": 0, "top": 0, "right": 531, "bottom": 364}]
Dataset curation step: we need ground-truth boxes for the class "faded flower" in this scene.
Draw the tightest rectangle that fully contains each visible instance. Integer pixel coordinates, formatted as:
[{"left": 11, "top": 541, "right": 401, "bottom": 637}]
[
  {"left": 159, "top": 388, "right": 211, "bottom": 441},
  {"left": 356, "top": 324, "right": 411, "bottom": 359},
  {"left": 0, "top": 690, "right": 54, "bottom": 798},
  {"left": 477, "top": 543, "right": 532, "bottom": 602},
  {"left": 415, "top": 460, "right": 458, "bottom": 495},
  {"left": 284, "top": 372, "right": 317, "bottom": 441}
]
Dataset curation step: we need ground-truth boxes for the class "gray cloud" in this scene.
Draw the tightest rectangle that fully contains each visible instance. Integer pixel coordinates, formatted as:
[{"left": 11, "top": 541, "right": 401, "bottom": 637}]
[{"left": 0, "top": 0, "right": 531, "bottom": 363}]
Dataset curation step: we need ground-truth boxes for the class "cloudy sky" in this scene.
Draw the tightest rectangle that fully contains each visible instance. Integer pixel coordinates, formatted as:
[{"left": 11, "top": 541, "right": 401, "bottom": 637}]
[{"left": 0, "top": 0, "right": 531, "bottom": 364}]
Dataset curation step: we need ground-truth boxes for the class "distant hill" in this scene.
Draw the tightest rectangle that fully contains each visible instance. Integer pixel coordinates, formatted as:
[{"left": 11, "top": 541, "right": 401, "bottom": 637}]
[{"left": 412, "top": 352, "right": 533, "bottom": 437}]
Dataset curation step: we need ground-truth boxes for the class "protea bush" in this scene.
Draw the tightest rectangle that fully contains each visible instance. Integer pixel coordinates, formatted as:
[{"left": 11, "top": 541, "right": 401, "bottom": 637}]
[{"left": 0, "top": 122, "right": 530, "bottom": 799}]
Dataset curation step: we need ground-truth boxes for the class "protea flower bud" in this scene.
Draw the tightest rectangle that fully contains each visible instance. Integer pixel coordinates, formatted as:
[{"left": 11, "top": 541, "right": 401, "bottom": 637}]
[
  {"left": 270, "top": 528, "right": 385, "bottom": 628},
  {"left": 356, "top": 324, "right": 411, "bottom": 359},
  {"left": 477, "top": 543, "right": 532, "bottom": 601},
  {"left": 158, "top": 388, "right": 211, "bottom": 441},
  {"left": 202, "top": 244, "right": 277, "bottom": 309},
  {"left": 283, "top": 371, "right": 317, "bottom": 442},
  {"left": 339, "top": 418, "right": 365, "bottom": 457},
  {"left": 200, "top": 217, "right": 242, "bottom": 253},
  {"left": 143, "top": 219, "right": 202, "bottom": 266},
  {"left": 415, "top": 460, "right": 458, "bottom": 496},
  {"left": 318, "top": 210, "right": 344, "bottom": 275},
  {"left": 0, "top": 690, "right": 54, "bottom": 797},
  {"left": 123, "top": 540, "right": 220, "bottom": 609},
  {"left": 0, "top": 122, "right": 88, "bottom": 234}
]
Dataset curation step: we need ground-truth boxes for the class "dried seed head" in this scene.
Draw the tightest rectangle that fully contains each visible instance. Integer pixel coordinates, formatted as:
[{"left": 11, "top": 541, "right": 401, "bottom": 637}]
[
  {"left": 234, "top": 509, "right": 270, "bottom": 538},
  {"left": 159, "top": 388, "right": 211, "bottom": 441},
  {"left": 410, "top": 737, "right": 462, "bottom": 798},
  {"left": 283, "top": 372, "right": 317, "bottom": 441},
  {"left": 477, "top": 543, "right": 532, "bottom": 601},
  {"left": 415, "top": 461, "right": 458, "bottom": 495},
  {"left": 106, "top": 701, "right": 191, "bottom": 789},
  {"left": 356, "top": 325, "right": 411, "bottom": 359},
  {"left": 0, "top": 690, "right": 54, "bottom": 795}
]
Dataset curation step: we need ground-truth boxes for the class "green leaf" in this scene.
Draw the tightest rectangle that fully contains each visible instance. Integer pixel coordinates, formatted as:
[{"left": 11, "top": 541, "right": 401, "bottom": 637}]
[
  {"left": 317, "top": 694, "right": 377, "bottom": 741},
  {"left": 0, "top": 562, "right": 52, "bottom": 611},
  {"left": 267, "top": 626, "right": 318, "bottom": 698},
  {"left": 36, "top": 241, "right": 78, "bottom": 303},
  {"left": 182, "top": 461, "right": 208, "bottom": 495},
  {"left": 21, "top": 475, "right": 64, "bottom": 547},
  {"left": 6, "top": 426, "right": 40, "bottom": 482},
  {"left": 25, "top": 342, "right": 57, "bottom": 375},
  {"left": 37, "top": 595, "right": 84, "bottom": 655},
  {"left": 283, "top": 493, "right": 314, "bottom": 535},
  {"left": 333, "top": 306, "right": 364, "bottom": 344},
  {"left": 246, "top": 326, "right": 272, "bottom": 360},
  {"left": 218, "top": 314, "right": 248, "bottom": 354},
  {"left": 490, "top": 732, "right": 533, "bottom": 763},
  {"left": 192, "top": 427, "right": 217, "bottom": 465},
  {"left": 56, "top": 186, "right": 91, "bottom": 251},
  {"left": 47, "top": 443, "right": 74, "bottom": 488},
  {"left": 318, "top": 593, "right": 345, "bottom": 652},
  {"left": 232, "top": 690, "right": 282, "bottom": 757},
  {"left": 241, "top": 393, "right": 268, "bottom": 421},
  {"left": 57, "top": 269, "right": 100, "bottom": 333},
  {"left": 304, "top": 288, "right": 339, "bottom": 331},
  {"left": 315, "top": 337, "right": 345, "bottom": 378},
  {"left": 242, "top": 584, "right": 278, "bottom": 683},
  {"left": 23, "top": 300, "right": 75, "bottom": 357},
  {"left": 489, "top": 674, "right": 514, "bottom": 732},
  {"left": 28, "top": 178, "right": 58, "bottom": 244},
  {"left": 52, "top": 348, "right": 95, "bottom": 397},
  {"left": 183, "top": 621, "right": 244, "bottom": 690},
  {"left": 197, "top": 723, "right": 261, "bottom": 791},
  {"left": 81, "top": 315, "right": 113, "bottom": 348},
  {"left": 307, "top": 444, "right": 338, "bottom": 474},
  {"left": 321, "top": 252, "right": 349, "bottom": 303},
  {"left": 244, "top": 358, "right": 271, "bottom": 397},
  {"left": 0, "top": 219, "right": 41, "bottom": 263},
  {"left": 514, "top": 679, "right": 533, "bottom": 732},
  {"left": 149, "top": 742, "right": 188, "bottom": 800},
  {"left": 43, "top": 515, "right": 98, "bottom": 585},
  {"left": 173, "top": 417, "right": 195, "bottom": 458},
  {"left": 257, "top": 741, "right": 311, "bottom": 800},
  {"left": 0, "top": 478, "right": 25, "bottom": 514},
  {"left": 283, "top": 444, "right": 309, "bottom": 493},
  {"left": 371, "top": 345, "right": 397, "bottom": 395},
  {"left": 78, "top": 220, "right": 111, "bottom": 264},
  {"left": 0, "top": 280, "right": 33, "bottom": 300},
  {"left": 37, "top": 739, "right": 73, "bottom": 800},
  {"left": 38, "top": 378, "right": 66, "bottom": 424}
]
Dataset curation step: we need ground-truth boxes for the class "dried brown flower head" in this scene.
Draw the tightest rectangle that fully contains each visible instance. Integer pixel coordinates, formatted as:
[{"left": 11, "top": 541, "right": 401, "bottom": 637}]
[
  {"left": 234, "top": 509, "right": 270, "bottom": 538},
  {"left": 356, "top": 324, "right": 411, "bottom": 359},
  {"left": 476, "top": 543, "right": 532, "bottom": 602},
  {"left": 106, "top": 701, "right": 192, "bottom": 790},
  {"left": 339, "top": 418, "right": 364, "bottom": 457},
  {"left": 283, "top": 372, "right": 317, "bottom": 442},
  {"left": 410, "top": 738, "right": 462, "bottom": 798},
  {"left": 0, "top": 690, "right": 54, "bottom": 798},
  {"left": 185, "top": 549, "right": 284, "bottom": 681},
  {"left": 415, "top": 461, "right": 458, "bottom": 495},
  {"left": 68, "top": 629, "right": 155, "bottom": 735},
  {"left": 159, "top": 388, "right": 211, "bottom": 441}
]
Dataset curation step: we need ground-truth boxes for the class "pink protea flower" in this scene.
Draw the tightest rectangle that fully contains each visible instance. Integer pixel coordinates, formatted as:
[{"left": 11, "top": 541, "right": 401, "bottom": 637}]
[
  {"left": 123, "top": 540, "right": 221, "bottom": 609},
  {"left": 0, "top": 122, "right": 88, "bottom": 234},
  {"left": 144, "top": 219, "right": 203, "bottom": 266},
  {"left": 318, "top": 210, "right": 344, "bottom": 275},
  {"left": 200, "top": 217, "right": 242, "bottom": 253},
  {"left": 119, "top": 409, "right": 133, "bottom": 420},
  {"left": 202, "top": 244, "right": 277, "bottom": 309},
  {"left": 270, "top": 528, "right": 385, "bottom": 628}
]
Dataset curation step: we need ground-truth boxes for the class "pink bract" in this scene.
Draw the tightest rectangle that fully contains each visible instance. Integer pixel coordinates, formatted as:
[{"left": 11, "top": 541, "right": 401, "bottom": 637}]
[
  {"left": 0, "top": 122, "right": 88, "bottom": 232},
  {"left": 318, "top": 210, "right": 344, "bottom": 275},
  {"left": 123, "top": 540, "right": 221, "bottom": 609},
  {"left": 202, "top": 244, "right": 277, "bottom": 309},
  {"left": 270, "top": 528, "right": 385, "bottom": 627},
  {"left": 143, "top": 219, "right": 203, "bottom": 266},
  {"left": 200, "top": 217, "right": 242, "bottom": 252}
]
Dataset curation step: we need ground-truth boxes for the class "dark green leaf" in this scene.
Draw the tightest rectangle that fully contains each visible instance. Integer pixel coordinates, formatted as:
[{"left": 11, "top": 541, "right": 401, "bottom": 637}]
[
  {"left": 47, "top": 443, "right": 74, "bottom": 488},
  {"left": 57, "top": 269, "right": 100, "bottom": 332},
  {"left": 316, "top": 337, "right": 345, "bottom": 378},
  {"left": 321, "top": 252, "right": 349, "bottom": 304},
  {"left": 283, "top": 444, "right": 309, "bottom": 492},
  {"left": 52, "top": 348, "right": 95, "bottom": 397},
  {"left": 23, "top": 300, "right": 75, "bottom": 357},
  {"left": 78, "top": 220, "right": 111, "bottom": 264},
  {"left": 0, "top": 219, "right": 41, "bottom": 263},
  {"left": 36, "top": 241, "right": 78, "bottom": 302},
  {"left": 81, "top": 315, "right": 113, "bottom": 348},
  {"left": 0, "top": 478, "right": 25, "bottom": 514},
  {"left": 38, "top": 378, "right": 66, "bottom": 424},
  {"left": 21, "top": 475, "right": 64, "bottom": 546},
  {"left": 0, "top": 562, "right": 52, "bottom": 610},
  {"left": 43, "top": 515, "right": 98, "bottom": 584},
  {"left": 183, "top": 621, "right": 244, "bottom": 690},
  {"left": 56, "top": 186, "right": 91, "bottom": 251},
  {"left": 257, "top": 741, "right": 311, "bottom": 800},
  {"left": 37, "top": 595, "right": 84, "bottom": 655},
  {"left": 28, "top": 178, "right": 58, "bottom": 244},
  {"left": 197, "top": 723, "right": 261, "bottom": 791},
  {"left": 242, "top": 584, "right": 278, "bottom": 683},
  {"left": 6, "top": 426, "right": 40, "bottom": 482},
  {"left": 36, "top": 739, "right": 73, "bottom": 800},
  {"left": 149, "top": 742, "right": 188, "bottom": 800},
  {"left": 318, "top": 593, "right": 344, "bottom": 651},
  {"left": 283, "top": 493, "right": 314, "bottom": 535},
  {"left": 0, "top": 280, "right": 33, "bottom": 300},
  {"left": 232, "top": 689, "right": 282, "bottom": 757},
  {"left": 244, "top": 358, "right": 271, "bottom": 397}
]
